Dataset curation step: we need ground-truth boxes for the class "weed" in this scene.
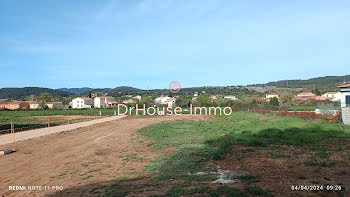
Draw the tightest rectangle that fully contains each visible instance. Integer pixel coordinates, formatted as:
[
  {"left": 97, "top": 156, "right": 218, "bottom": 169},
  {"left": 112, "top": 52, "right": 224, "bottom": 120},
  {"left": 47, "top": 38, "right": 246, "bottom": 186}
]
[
  {"left": 81, "top": 161, "right": 96, "bottom": 167},
  {"left": 235, "top": 175, "right": 260, "bottom": 184},
  {"left": 244, "top": 186, "right": 271, "bottom": 196},
  {"left": 303, "top": 161, "right": 317, "bottom": 166},
  {"left": 57, "top": 172, "right": 67, "bottom": 179},
  {"left": 298, "top": 175, "right": 306, "bottom": 180},
  {"left": 82, "top": 175, "right": 93, "bottom": 180}
]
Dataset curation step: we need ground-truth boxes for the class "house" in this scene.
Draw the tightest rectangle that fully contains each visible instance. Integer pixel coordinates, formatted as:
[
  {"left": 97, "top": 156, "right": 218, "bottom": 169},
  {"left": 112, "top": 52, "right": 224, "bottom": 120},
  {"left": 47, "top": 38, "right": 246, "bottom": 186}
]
[
  {"left": 72, "top": 97, "right": 94, "bottom": 109},
  {"left": 339, "top": 84, "right": 350, "bottom": 108},
  {"left": 296, "top": 92, "right": 316, "bottom": 99},
  {"left": 94, "top": 97, "right": 116, "bottom": 108},
  {"left": 0, "top": 100, "right": 30, "bottom": 110},
  {"left": 321, "top": 92, "right": 342, "bottom": 102},
  {"left": 46, "top": 102, "right": 64, "bottom": 109},
  {"left": 154, "top": 96, "right": 171, "bottom": 105},
  {"left": 164, "top": 98, "right": 176, "bottom": 108},
  {"left": 123, "top": 96, "right": 141, "bottom": 104},
  {"left": 313, "top": 96, "right": 331, "bottom": 101},
  {"left": 24, "top": 101, "right": 40, "bottom": 109},
  {"left": 224, "top": 95, "right": 238, "bottom": 100},
  {"left": 265, "top": 93, "right": 279, "bottom": 99}
]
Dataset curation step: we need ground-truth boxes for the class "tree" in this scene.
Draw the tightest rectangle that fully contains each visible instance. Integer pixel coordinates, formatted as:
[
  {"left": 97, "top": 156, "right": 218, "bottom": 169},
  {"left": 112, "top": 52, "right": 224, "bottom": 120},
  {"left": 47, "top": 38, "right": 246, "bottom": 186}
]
[
  {"left": 311, "top": 87, "right": 321, "bottom": 96},
  {"left": 40, "top": 92, "right": 52, "bottom": 102},
  {"left": 25, "top": 94, "right": 37, "bottom": 101},
  {"left": 280, "top": 93, "right": 294, "bottom": 104},
  {"left": 196, "top": 93, "right": 212, "bottom": 106},
  {"left": 39, "top": 101, "right": 49, "bottom": 110},
  {"left": 141, "top": 96, "right": 153, "bottom": 107},
  {"left": 269, "top": 97, "right": 279, "bottom": 106}
]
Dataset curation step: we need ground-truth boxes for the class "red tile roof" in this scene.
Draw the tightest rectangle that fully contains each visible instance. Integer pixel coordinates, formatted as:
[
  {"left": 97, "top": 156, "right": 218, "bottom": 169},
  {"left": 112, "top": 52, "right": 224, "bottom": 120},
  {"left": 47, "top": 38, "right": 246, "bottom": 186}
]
[
  {"left": 339, "top": 84, "right": 350, "bottom": 88},
  {"left": 323, "top": 92, "right": 338, "bottom": 94},
  {"left": 297, "top": 92, "right": 316, "bottom": 97},
  {"left": 79, "top": 97, "right": 93, "bottom": 100}
]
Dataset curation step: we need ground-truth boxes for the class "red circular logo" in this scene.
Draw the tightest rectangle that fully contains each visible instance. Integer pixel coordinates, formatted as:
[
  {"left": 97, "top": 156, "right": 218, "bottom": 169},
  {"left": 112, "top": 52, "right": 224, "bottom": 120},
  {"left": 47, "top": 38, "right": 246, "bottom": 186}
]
[{"left": 169, "top": 81, "right": 181, "bottom": 93}]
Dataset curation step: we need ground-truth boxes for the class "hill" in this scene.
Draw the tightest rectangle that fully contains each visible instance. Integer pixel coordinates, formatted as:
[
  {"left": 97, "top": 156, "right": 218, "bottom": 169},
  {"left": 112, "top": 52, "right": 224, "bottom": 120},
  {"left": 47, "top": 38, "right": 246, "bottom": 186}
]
[
  {"left": 255, "top": 75, "right": 350, "bottom": 89},
  {"left": 83, "top": 86, "right": 257, "bottom": 97},
  {"left": 0, "top": 87, "right": 73, "bottom": 100},
  {"left": 83, "top": 86, "right": 142, "bottom": 97},
  {"left": 57, "top": 87, "right": 93, "bottom": 94}
]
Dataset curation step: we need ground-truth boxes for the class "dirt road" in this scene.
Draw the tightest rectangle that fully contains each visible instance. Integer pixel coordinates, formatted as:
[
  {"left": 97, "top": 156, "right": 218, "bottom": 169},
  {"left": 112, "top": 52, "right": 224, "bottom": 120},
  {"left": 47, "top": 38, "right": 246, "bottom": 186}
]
[
  {"left": 0, "top": 115, "right": 202, "bottom": 197},
  {"left": 0, "top": 115, "right": 126, "bottom": 146}
]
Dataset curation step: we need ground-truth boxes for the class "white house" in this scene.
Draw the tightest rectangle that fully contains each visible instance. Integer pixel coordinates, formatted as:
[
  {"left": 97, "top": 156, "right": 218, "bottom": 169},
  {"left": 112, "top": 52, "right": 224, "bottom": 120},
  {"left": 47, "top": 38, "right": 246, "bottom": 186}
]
[
  {"left": 265, "top": 93, "right": 279, "bottom": 99},
  {"left": 94, "top": 97, "right": 116, "bottom": 108},
  {"left": 72, "top": 97, "right": 94, "bottom": 109},
  {"left": 46, "top": 101, "right": 64, "bottom": 109},
  {"left": 154, "top": 96, "right": 174, "bottom": 105},
  {"left": 339, "top": 84, "right": 350, "bottom": 108},
  {"left": 164, "top": 98, "right": 176, "bottom": 108},
  {"left": 25, "top": 101, "right": 40, "bottom": 109},
  {"left": 321, "top": 92, "right": 342, "bottom": 102},
  {"left": 224, "top": 95, "right": 238, "bottom": 100},
  {"left": 122, "top": 95, "right": 141, "bottom": 104}
]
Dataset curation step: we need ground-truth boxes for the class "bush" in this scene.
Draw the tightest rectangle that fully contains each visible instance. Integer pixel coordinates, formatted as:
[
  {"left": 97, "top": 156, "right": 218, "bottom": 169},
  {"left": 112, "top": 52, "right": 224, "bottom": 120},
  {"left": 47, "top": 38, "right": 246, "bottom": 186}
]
[{"left": 279, "top": 103, "right": 293, "bottom": 111}]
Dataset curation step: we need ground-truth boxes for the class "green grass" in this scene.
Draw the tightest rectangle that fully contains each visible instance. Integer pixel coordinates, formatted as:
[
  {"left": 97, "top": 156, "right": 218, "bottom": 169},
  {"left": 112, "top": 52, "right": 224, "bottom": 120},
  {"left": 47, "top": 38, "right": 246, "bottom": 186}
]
[
  {"left": 293, "top": 105, "right": 315, "bottom": 111},
  {"left": 235, "top": 175, "right": 260, "bottom": 184},
  {"left": 137, "top": 111, "right": 350, "bottom": 189},
  {"left": 0, "top": 108, "right": 118, "bottom": 131}
]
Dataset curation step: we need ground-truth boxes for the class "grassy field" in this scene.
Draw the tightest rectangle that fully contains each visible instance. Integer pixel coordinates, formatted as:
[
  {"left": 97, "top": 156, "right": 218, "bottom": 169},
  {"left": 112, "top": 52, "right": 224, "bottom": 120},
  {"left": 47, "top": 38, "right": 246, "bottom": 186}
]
[
  {"left": 98, "top": 112, "right": 350, "bottom": 196},
  {"left": 0, "top": 107, "right": 198, "bottom": 132},
  {"left": 293, "top": 105, "right": 315, "bottom": 111},
  {"left": 0, "top": 108, "right": 117, "bottom": 131}
]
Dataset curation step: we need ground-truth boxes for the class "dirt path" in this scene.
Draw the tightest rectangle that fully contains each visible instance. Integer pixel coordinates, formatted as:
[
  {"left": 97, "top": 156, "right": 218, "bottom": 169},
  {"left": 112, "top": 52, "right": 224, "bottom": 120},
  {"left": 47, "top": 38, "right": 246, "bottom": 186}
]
[
  {"left": 0, "top": 115, "right": 202, "bottom": 197},
  {"left": 0, "top": 115, "right": 126, "bottom": 146}
]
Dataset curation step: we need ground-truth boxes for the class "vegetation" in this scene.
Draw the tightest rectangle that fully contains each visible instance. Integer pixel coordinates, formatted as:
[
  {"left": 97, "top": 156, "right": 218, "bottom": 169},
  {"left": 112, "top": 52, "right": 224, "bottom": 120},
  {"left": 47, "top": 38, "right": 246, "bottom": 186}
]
[
  {"left": 256, "top": 75, "right": 350, "bottom": 90},
  {"left": 0, "top": 87, "right": 73, "bottom": 100},
  {"left": 122, "top": 112, "right": 350, "bottom": 196},
  {"left": 0, "top": 108, "right": 117, "bottom": 131}
]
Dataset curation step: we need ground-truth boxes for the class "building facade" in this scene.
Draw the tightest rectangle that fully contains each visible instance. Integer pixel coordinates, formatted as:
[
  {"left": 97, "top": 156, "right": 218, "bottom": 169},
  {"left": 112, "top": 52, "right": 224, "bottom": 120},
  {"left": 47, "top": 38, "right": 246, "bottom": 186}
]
[
  {"left": 339, "top": 84, "right": 350, "bottom": 108},
  {"left": 72, "top": 97, "right": 94, "bottom": 109},
  {"left": 0, "top": 100, "right": 30, "bottom": 110},
  {"left": 94, "top": 97, "right": 116, "bottom": 108}
]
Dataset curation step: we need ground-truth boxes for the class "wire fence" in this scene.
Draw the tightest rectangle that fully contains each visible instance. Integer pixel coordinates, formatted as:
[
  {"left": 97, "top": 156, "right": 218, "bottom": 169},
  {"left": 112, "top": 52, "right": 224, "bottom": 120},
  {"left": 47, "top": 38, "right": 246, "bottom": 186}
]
[{"left": 0, "top": 113, "right": 101, "bottom": 135}]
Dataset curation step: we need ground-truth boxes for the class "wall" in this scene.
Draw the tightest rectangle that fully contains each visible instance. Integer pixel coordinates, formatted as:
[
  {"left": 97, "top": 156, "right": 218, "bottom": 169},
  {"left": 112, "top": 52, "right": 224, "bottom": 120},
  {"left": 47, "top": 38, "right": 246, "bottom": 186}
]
[
  {"left": 343, "top": 107, "right": 350, "bottom": 125},
  {"left": 340, "top": 87, "right": 350, "bottom": 108}
]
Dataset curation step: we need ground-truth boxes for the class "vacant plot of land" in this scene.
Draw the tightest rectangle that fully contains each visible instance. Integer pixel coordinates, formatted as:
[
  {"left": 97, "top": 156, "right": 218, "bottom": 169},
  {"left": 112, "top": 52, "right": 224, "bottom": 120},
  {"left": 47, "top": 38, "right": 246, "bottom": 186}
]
[
  {"left": 0, "top": 115, "right": 203, "bottom": 197},
  {"left": 1, "top": 112, "right": 350, "bottom": 197},
  {"left": 0, "top": 109, "right": 116, "bottom": 132}
]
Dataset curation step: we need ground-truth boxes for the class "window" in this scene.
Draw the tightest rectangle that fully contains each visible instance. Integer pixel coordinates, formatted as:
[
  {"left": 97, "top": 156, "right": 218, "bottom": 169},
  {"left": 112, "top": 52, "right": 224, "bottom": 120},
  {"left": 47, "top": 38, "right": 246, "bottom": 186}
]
[{"left": 346, "top": 96, "right": 350, "bottom": 107}]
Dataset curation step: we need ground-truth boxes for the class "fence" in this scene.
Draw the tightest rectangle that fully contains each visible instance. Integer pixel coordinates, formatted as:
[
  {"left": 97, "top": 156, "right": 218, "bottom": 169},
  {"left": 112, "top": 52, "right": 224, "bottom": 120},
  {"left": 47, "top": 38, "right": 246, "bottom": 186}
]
[
  {"left": 343, "top": 107, "right": 350, "bottom": 125},
  {"left": 0, "top": 112, "right": 101, "bottom": 135},
  {"left": 250, "top": 109, "right": 341, "bottom": 123},
  {"left": 315, "top": 102, "right": 341, "bottom": 115}
]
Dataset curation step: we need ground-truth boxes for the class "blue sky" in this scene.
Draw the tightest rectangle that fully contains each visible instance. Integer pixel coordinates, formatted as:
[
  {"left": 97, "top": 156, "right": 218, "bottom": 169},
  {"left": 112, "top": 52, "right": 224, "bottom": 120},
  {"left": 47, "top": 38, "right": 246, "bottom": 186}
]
[{"left": 1, "top": 0, "right": 350, "bottom": 89}]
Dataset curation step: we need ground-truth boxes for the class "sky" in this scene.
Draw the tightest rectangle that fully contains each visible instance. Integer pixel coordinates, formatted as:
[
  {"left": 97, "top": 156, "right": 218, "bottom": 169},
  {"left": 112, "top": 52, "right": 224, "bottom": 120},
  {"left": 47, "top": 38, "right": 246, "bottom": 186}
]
[{"left": 1, "top": 0, "right": 350, "bottom": 90}]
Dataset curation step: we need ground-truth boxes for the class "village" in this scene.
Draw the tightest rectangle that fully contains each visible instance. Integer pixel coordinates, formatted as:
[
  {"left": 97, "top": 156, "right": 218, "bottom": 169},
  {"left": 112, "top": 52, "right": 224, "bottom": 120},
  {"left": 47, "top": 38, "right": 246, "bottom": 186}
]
[{"left": 0, "top": 84, "right": 349, "bottom": 117}]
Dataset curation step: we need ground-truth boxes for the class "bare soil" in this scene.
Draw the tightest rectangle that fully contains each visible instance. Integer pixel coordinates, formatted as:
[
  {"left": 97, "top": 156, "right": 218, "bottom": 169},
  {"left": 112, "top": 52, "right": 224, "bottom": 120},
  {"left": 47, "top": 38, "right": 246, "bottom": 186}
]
[
  {"left": 0, "top": 115, "right": 204, "bottom": 197},
  {"left": 207, "top": 140, "right": 350, "bottom": 197}
]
